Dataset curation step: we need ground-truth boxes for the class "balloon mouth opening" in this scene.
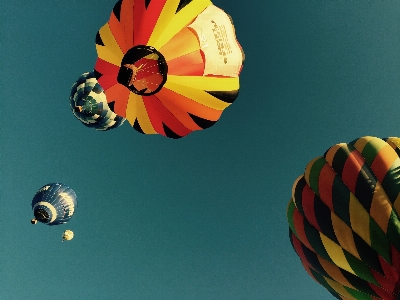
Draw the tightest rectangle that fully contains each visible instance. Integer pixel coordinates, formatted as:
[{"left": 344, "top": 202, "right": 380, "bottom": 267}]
[
  {"left": 34, "top": 208, "right": 50, "bottom": 223},
  {"left": 117, "top": 45, "right": 168, "bottom": 96}
]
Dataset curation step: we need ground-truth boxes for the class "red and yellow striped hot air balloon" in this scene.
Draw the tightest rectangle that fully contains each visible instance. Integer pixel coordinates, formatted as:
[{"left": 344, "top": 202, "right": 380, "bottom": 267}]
[
  {"left": 94, "top": 0, "right": 245, "bottom": 139},
  {"left": 287, "top": 136, "right": 400, "bottom": 300}
]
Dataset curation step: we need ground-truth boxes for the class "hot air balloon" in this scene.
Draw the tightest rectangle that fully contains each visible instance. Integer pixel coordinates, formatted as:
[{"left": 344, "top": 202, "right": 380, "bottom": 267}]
[
  {"left": 70, "top": 71, "right": 125, "bottom": 131},
  {"left": 287, "top": 136, "right": 400, "bottom": 299},
  {"left": 94, "top": 0, "right": 245, "bottom": 138},
  {"left": 31, "top": 183, "right": 77, "bottom": 226},
  {"left": 62, "top": 230, "right": 74, "bottom": 242}
]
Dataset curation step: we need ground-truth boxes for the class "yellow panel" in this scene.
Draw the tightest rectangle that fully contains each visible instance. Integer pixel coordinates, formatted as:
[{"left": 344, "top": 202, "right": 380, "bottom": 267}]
[
  {"left": 150, "top": 0, "right": 212, "bottom": 49},
  {"left": 324, "top": 277, "right": 358, "bottom": 300},
  {"left": 96, "top": 44, "right": 122, "bottom": 66},
  {"left": 387, "top": 137, "right": 400, "bottom": 149},
  {"left": 331, "top": 213, "right": 360, "bottom": 259},
  {"left": 349, "top": 193, "right": 371, "bottom": 245},
  {"left": 98, "top": 24, "right": 124, "bottom": 60},
  {"left": 147, "top": 0, "right": 181, "bottom": 47},
  {"left": 167, "top": 75, "right": 239, "bottom": 91},
  {"left": 163, "top": 81, "right": 230, "bottom": 110},
  {"left": 370, "top": 182, "right": 392, "bottom": 232},
  {"left": 318, "top": 258, "right": 355, "bottom": 289},
  {"left": 320, "top": 233, "right": 355, "bottom": 274},
  {"left": 125, "top": 93, "right": 157, "bottom": 134}
]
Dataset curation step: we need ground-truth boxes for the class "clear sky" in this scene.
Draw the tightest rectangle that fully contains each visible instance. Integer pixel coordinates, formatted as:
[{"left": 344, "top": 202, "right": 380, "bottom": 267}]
[{"left": 2, "top": 1, "right": 400, "bottom": 299}]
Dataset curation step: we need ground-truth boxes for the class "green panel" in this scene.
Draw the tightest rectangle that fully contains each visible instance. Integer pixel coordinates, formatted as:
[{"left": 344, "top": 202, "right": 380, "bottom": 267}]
[
  {"left": 369, "top": 218, "right": 391, "bottom": 263},
  {"left": 386, "top": 210, "right": 400, "bottom": 253},
  {"left": 344, "top": 251, "right": 379, "bottom": 286},
  {"left": 360, "top": 140, "right": 381, "bottom": 166},
  {"left": 345, "top": 286, "right": 374, "bottom": 300},
  {"left": 308, "top": 157, "right": 327, "bottom": 198}
]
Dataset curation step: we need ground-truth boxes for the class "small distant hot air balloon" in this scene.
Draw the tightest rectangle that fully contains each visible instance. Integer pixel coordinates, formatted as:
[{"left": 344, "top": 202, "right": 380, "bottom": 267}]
[
  {"left": 287, "top": 136, "right": 400, "bottom": 300},
  {"left": 70, "top": 71, "right": 125, "bottom": 131},
  {"left": 31, "top": 183, "right": 77, "bottom": 226},
  {"left": 62, "top": 230, "right": 74, "bottom": 242},
  {"left": 94, "top": 0, "right": 245, "bottom": 138}
]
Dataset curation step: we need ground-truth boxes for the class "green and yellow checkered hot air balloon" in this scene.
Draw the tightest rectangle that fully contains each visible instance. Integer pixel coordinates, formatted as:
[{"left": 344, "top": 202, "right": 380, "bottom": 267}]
[
  {"left": 94, "top": 0, "right": 244, "bottom": 139},
  {"left": 287, "top": 136, "right": 400, "bottom": 300}
]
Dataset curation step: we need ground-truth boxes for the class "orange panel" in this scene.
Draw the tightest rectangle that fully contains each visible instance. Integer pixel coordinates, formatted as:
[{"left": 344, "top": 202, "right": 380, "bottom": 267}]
[
  {"left": 160, "top": 28, "right": 200, "bottom": 61},
  {"left": 109, "top": 13, "right": 128, "bottom": 53}
]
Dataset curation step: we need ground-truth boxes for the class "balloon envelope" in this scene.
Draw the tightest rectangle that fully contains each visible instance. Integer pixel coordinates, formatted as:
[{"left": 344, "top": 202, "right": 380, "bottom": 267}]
[
  {"left": 70, "top": 71, "right": 125, "bottom": 131},
  {"left": 62, "top": 230, "right": 74, "bottom": 241},
  {"left": 94, "top": 0, "right": 244, "bottom": 138},
  {"left": 287, "top": 136, "right": 400, "bottom": 300},
  {"left": 31, "top": 183, "right": 77, "bottom": 226}
]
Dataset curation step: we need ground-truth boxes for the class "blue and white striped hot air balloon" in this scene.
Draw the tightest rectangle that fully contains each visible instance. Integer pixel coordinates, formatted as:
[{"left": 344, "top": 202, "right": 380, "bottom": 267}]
[
  {"left": 31, "top": 183, "right": 77, "bottom": 226},
  {"left": 70, "top": 71, "right": 125, "bottom": 131}
]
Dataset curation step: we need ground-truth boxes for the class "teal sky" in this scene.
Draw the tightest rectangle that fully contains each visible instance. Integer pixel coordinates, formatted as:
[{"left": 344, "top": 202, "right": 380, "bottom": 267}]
[{"left": 2, "top": 1, "right": 400, "bottom": 299}]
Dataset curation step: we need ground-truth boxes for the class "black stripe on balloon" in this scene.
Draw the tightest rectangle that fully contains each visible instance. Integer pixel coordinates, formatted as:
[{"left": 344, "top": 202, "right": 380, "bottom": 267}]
[
  {"left": 308, "top": 269, "right": 342, "bottom": 299},
  {"left": 93, "top": 70, "right": 103, "bottom": 80},
  {"left": 107, "top": 101, "right": 115, "bottom": 112},
  {"left": 133, "top": 118, "right": 144, "bottom": 134},
  {"left": 113, "top": 0, "right": 122, "bottom": 21},
  {"left": 324, "top": 145, "right": 347, "bottom": 178},
  {"left": 188, "top": 113, "right": 216, "bottom": 129},
  {"left": 145, "top": 0, "right": 151, "bottom": 9},
  {"left": 353, "top": 233, "right": 385, "bottom": 275},
  {"left": 354, "top": 164, "right": 376, "bottom": 212},
  {"left": 300, "top": 243, "right": 331, "bottom": 279},
  {"left": 163, "top": 123, "right": 183, "bottom": 139},
  {"left": 303, "top": 218, "right": 332, "bottom": 263},
  {"left": 95, "top": 32, "right": 105, "bottom": 46},
  {"left": 289, "top": 229, "right": 296, "bottom": 250},
  {"left": 314, "top": 195, "right": 339, "bottom": 244},
  {"left": 332, "top": 176, "right": 351, "bottom": 226},
  {"left": 206, "top": 90, "right": 239, "bottom": 104},
  {"left": 176, "top": 0, "right": 193, "bottom": 13},
  {"left": 293, "top": 177, "right": 307, "bottom": 217},
  {"left": 339, "top": 267, "right": 379, "bottom": 298}
]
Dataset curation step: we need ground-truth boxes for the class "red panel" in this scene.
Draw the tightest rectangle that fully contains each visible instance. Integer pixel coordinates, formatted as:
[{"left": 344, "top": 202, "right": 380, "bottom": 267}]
[
  {"left": 143, "top": 94, "right": 192, "bottom": 137},
  {"left": 134, "top": 0, "right": 168, "bottom": 46},
  {"left": 318, "top": 164, "right": 335, "bottom": 211},
  {"left": 293, "top": 209, "right": 313, "bottom": 250},
  {"left": 140, "top": 94, "right": 166, "bottom": 136},
  {"left": 120, "top": 0, "right": 135, "bottom": 48},
  {"left": 368, "top": 279, "right": 397, "bottom": 300},
  {"left": 98, "top": 74, "right": 120, "bottom": 91},
  {"left": 109, "top": 12, "right": 128, "bottom": 54},
  {"left": 94, "top": 58, "right": 120, "bottom": 76},
  {"left": 391, "top": 244, "right": 400, "bottom": 278},
  {"left": 342, "top": 150, "right": 365, "bottom": 194},
  {"left": 301, "top": 184, "right": 321, "bottom": 232}
]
